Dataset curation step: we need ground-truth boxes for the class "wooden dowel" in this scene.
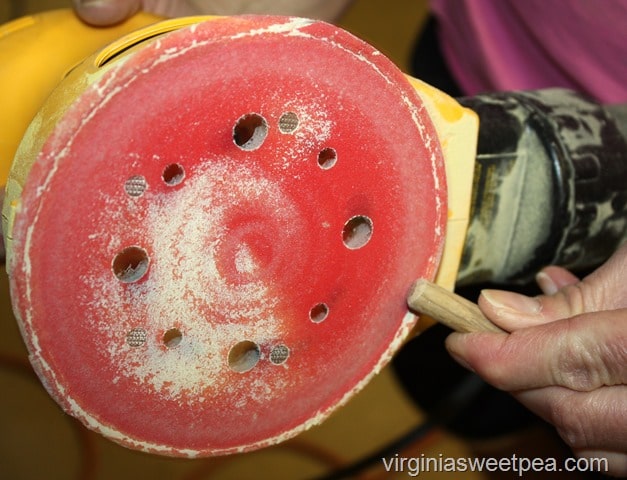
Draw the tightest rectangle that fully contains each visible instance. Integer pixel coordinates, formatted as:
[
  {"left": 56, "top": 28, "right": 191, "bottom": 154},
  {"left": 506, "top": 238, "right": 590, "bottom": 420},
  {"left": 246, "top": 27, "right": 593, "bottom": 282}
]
[{"left": 407, "top": 279, "right": 507, "bottom": 334}]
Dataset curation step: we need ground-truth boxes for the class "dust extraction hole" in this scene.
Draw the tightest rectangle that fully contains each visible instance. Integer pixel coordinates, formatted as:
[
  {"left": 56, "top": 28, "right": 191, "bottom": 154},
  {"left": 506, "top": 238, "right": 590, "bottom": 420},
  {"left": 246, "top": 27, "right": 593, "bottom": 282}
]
[
  {"left": 228, "top": 341, "right": 261, "bottom": 373},
  {"left": 124, "top": 175, "right": 147, "bottom": 197},
  {"left": 309, "top": 303, "right": 329, "bottom": 323},
  {"left": 163, "top": 328, "right": 183, "bottom": 348},
  {"left": 127, "top": 328, "right": 147, "bottom": 347},
  {"left": 278, "top": 112, "right": 299, "bottom": 133},
  {"left": 112, "top": 246, "right": 150, "bottom": 283},
  {"left": 342, "top": 215, "right": 373, "bottom": 249},
  {"left": 270, "top": 344, "right": 290, "bottom": 365},
  {"left": 317, "top": 147, "right": 337, "bottom": 169},
  {"left": 233, "top": 113, "right": 268, "bottom": 150},
  {"left": 162, "top": 163, "right": 185, "bottom": 186}
]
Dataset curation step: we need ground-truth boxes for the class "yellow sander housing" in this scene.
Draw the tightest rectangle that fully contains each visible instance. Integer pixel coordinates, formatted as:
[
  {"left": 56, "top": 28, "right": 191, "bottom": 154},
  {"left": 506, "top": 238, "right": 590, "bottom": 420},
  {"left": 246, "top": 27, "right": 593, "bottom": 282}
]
[{"left": 3, "top": 8, "right": 626, "bottom": 458}]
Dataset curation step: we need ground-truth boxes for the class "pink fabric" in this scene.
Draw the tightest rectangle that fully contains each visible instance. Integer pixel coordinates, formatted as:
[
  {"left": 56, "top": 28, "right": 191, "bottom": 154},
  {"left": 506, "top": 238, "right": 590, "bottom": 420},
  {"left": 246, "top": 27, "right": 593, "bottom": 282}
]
[{"left": 431, "top": 0, "right": 627, "bottom": 103}]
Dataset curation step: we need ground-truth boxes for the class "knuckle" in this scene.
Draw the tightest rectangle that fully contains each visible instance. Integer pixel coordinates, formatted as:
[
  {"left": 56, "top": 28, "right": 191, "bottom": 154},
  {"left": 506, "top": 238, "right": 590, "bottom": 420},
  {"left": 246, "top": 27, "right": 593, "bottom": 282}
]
[
  {"left": 602, "top": 332, "right": 627, "bottom": 384},
  {"left": 477, "top": 333, "right": 521, "bottom": 391},
  {"left": 551, "top": 318, "right": 614, "bottom": 390},
  {"left": 552, "top": 279, "right": 607, "bottom": 317},
  {"left": 553, "top": 283, "right": 587, "bottom": 317}
]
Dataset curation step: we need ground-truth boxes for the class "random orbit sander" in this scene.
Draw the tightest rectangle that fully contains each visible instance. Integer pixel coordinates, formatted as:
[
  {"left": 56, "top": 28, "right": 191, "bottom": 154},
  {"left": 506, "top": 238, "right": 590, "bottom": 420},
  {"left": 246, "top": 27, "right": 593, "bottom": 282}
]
[{"left": 1, "top": 10, "right": 626, "bottom": 457}]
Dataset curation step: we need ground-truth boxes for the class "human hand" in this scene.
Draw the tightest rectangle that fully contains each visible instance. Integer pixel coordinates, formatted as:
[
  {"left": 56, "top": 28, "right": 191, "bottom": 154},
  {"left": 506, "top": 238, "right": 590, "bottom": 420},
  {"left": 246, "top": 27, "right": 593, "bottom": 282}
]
[
  {"left": 72, "top": 0, "right": 352, "bottom": 26},
  {"left": 446, "top": 244, "right": 627, "bottom": 476},
  {"left": 72, "top": 0, "right": 201, "bottom": 25}
]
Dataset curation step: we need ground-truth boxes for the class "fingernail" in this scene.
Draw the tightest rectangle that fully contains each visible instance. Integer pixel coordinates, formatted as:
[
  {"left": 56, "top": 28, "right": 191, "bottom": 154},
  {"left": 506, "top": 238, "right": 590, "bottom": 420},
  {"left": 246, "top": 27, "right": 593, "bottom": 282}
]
[
  {"left": 481, "top": 289, "right": 541, "bottom": 315},
  {"left": 535, "top": 271, "right": 559, "bottom": 295}
]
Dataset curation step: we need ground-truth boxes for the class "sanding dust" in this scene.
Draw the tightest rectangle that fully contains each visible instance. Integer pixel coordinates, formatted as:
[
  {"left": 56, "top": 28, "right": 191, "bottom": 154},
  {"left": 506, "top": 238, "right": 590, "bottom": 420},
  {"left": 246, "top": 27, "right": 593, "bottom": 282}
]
[
  {"left": 234, "top": 244, "right": 258, "bottom": 274},
  {"left": 79, "top": 160, "right": 300, "bottom": 407}
]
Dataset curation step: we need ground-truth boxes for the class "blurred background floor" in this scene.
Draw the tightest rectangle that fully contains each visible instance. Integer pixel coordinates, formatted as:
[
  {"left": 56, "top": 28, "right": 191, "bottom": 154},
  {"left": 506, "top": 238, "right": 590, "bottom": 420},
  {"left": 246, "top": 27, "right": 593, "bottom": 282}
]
[{"left": 0, "top": 1, "right": 594, "bottom": 479}]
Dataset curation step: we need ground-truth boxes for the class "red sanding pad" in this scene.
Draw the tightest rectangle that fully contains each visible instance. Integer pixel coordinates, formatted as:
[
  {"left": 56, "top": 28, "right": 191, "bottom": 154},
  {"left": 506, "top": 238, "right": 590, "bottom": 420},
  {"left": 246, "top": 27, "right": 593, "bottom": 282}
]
[{"left": 9, "top": 16, "right": 446, "bottom": 456}]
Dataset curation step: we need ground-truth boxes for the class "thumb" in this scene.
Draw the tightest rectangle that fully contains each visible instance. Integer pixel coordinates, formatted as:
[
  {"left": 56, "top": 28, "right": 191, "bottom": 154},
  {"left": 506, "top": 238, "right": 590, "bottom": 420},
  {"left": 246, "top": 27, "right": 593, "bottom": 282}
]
[
  {"left": 478, "top": 243, "right": 627, "bottom": 331},
  {"left": 73, "top": 0, "right": 142, "bottom": 26}
]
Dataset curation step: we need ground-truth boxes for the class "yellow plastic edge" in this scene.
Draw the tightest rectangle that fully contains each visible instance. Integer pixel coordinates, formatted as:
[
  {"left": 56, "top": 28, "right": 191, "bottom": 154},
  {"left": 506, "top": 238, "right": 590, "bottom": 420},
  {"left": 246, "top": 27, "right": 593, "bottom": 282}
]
[
  {"left": 1, "top": 11, "right": 217, "bottom": 267},
  {"left": 406, "top": 75, "right": 479, "bottom": 293},
  {"left": 0, "top": 9, "right": 165, "bottom": 187}
]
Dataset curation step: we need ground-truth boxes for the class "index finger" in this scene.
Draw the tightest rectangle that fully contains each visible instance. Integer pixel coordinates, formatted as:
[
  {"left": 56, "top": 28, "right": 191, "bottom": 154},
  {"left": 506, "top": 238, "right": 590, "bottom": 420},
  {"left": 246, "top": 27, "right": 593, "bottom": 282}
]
[{"left": 445, "top": 310, "right": 627, "bottom": 392}]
